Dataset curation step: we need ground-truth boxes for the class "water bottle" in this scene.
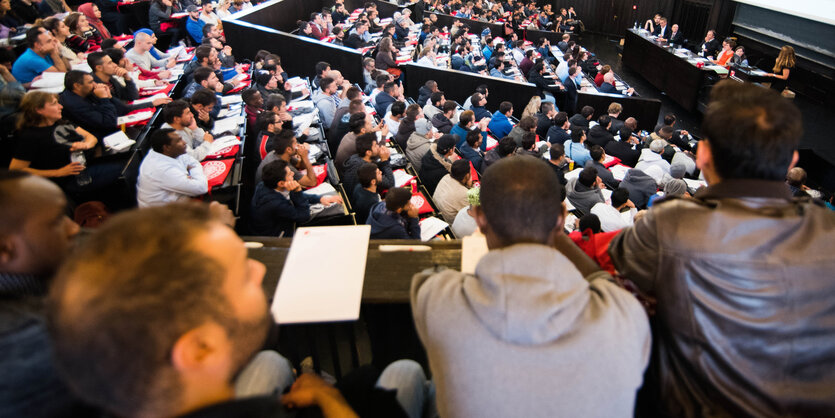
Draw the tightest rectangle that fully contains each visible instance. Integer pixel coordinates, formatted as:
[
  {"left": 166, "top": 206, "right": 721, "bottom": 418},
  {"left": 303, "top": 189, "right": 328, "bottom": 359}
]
[{"left": 71, "top": 151, "right": 92, "bottom": 186}]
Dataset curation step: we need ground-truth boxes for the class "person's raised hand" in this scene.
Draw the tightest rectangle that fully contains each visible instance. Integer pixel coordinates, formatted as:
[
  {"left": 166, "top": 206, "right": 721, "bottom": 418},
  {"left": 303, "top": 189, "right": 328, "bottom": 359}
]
[
  {"left": 203, "top": 131, "right": 214, "bottom": 143},
  {"left": 378, "top": 144, "right": 391, "bottom": 161},
  {"left": 406, "top": 204, "right": 420, "bottom": 218},
  {"left": 296, "top": 142, "right": 310, "bottom": 159},
  {"left": 93, "top": 83, "right": 111, "bottom": 98},
  {"left": 285, "top": 179, "right": 302, "bottom": 192},
  {"left": 279, "top": 112, "right": 293, "bottom": 122}
]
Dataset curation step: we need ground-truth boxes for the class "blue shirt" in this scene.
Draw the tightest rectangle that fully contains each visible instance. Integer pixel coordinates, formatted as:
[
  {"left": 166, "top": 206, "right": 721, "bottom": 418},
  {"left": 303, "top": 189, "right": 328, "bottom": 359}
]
[
  {"left": 488, "top": 111, "right": 513, "bottom": 139},
  {"left": 11, "top": 49, "right": 54, "bottom": 84},
  {"left": 489, "top": 67, "right": 514, "bottom": 80},
  {"left": 186, "top": 18, "right": 206, "bottom": 43},
  {"left": 563, "top": 140, "right": 592, "bottom": 167}
]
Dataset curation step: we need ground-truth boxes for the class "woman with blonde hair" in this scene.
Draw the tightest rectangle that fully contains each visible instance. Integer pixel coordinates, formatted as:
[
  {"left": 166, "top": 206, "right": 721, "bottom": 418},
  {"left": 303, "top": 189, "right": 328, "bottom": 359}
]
[
  {"left": 769, "top": 45, "right": 796, "bottom": 92},
  {"left": 521, "top": 95, "right": 541, "bottom": 120}
]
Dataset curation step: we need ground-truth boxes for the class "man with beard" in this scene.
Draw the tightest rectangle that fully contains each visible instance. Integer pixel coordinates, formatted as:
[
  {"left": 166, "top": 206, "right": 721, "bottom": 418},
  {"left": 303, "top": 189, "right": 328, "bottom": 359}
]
[
  {"left": 0, "top": 170, "right": 89, "bottom": 417},
  {"left": 48, "top": 202, "right": 428, "bottom": 418}
]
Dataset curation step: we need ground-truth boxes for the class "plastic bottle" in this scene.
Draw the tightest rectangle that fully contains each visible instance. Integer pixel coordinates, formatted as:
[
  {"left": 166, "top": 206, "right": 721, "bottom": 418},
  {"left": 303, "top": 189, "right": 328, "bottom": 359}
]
[{"left": 71, "top": 151, "right": 92, "bottom": 186}]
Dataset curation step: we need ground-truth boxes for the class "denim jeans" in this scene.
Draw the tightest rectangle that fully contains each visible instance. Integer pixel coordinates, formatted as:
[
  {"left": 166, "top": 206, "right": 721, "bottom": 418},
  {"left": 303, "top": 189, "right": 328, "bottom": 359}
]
[
  {"left": 375, "top": 359, "right": 436, "bottom": 418},
  {"left": 234, "top": 351, "right": 295, "bottom": 399}
]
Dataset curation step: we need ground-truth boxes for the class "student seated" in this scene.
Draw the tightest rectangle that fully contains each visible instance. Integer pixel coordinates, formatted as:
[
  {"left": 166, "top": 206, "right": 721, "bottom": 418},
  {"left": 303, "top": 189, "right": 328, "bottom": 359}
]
[
  {"left": 432, "top": 159, "right": 472, "bottom": 223},
  {"left": 250, "top": 159, "right": 342, "bottom": 238},
  {"left": 411, "top": 156, "right": 650, "bottom": 418},
  {"left": 47, "top": 202, "right": 428, "bottom": 418},
  {"left": 11, "top": 26, "right": 69, "bottom": 86},
  {"left": 136, "top": 128, "right": 209, "bottom": 207},
  {"left": 160, "top": 100, "right": 215, "bottom": 162},
  {"left": 419, "top": 134, "right": 457, "bottom": 194},
  {"left": 0, "top": 171, "right": 97, "bottom": 417},
  {"left": 342, "top": 133, "right": 394, "bottom": 198},
  {"left": 10, "top": 91, "right": 121, "bottom": 197},
  {"left": 367, "top": 187, "right": 421, "bottom": 239},
  {"left": 352, "top": 162, "right": 382, "bottom": 224}
]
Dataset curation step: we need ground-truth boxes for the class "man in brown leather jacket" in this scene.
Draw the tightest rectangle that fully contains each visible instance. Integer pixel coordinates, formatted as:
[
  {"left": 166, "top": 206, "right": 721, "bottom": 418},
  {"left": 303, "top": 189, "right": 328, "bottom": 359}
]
[{"left": 609, "top": 80, "right": 835, "bottom": 417}]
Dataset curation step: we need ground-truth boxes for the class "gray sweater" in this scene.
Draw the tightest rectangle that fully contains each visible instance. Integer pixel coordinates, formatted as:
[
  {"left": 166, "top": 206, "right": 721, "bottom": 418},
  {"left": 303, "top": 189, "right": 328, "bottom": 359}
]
[{"left": 411, "top": 243, "right": 650, "bottom": 418}]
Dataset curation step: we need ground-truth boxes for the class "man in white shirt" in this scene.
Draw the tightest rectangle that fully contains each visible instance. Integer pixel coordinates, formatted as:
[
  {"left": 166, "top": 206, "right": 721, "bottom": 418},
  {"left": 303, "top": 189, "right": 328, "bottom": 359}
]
[
  {"left": 160, "top": 100, "right": 215, "bottom": 162},
  {"left": 590, "top": 188, "right": 637, "bottom": 232},
  {"left": 137, "top": 129, "right": 208, "bottom": 207},
  {"left": 199, "top": 2, "right": 222, "bottom": 27}
]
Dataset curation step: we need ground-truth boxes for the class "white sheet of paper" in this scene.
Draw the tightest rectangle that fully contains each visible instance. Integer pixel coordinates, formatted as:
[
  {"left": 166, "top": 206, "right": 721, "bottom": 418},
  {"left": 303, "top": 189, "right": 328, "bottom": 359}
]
[
  {"left": 31, "top": 71, "right": 65, "bottom": 88},
  {"left": 461, "top": 233, "right": 488, "bottom": 274},
  {"left": 271, "top": 225, "right": 370, "bottom": 324},
  {"left": 131, "top": 93, "right": 169, "bottom": 106},
  {"left": 212, "top": 116, "right": 245, "bottom": 135},
  {"left": 221, "top": 95, "right": 243, "bottom": 105},
  {"left": 393, "top": 169, "right": 416, "bottom": 187},
  {"left": 116, "top": 110, "right": 154, "bottom": 125},
  {"left": 206, "top": 135, "right": 241, "bottom": 154},
  {"left": 103, "top": 130, "right": 135, "bottom": 151},
  {"left": 303, "top": 182, "right": 337, "bottom": 197},
  {"left": 610, "top": 164, "right": 630, "bottom": 181},
  {"left": 419, "top": 216, "right": 448, "bottom": 242}
]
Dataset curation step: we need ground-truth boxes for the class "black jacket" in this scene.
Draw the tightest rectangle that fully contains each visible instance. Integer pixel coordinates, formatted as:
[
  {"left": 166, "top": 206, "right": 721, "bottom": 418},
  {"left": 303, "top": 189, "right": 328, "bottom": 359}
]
[
  {"left": 367, "top": 201, "right": 420, "bottom": 239},
  {"left": 418, "top": 150, "right": 449, "bottom": 194},
  {"left": 587, "top": 160, "right": 619, "bottom": 190},
  {"left": 352, "top": 186, "right": 381, "bottom": 224},
  {"left": 604, "top": 139, "right": 640, "bottom": 168},
  {"left": 431, "top": 113, "right": 453, "bottom": 134},
  {"left": 535, "top": 112, "right": 554, "bottom": 140},
  {"left": 249, "top": 182, "right": 318, "bottom": 237},
  {"left": 344, "top": 33, "right": 370, "bottom": 49},
  {"left": 569, "top": 113, "right": 589, "bottom": 131},
  {"left": 58, "top": 90, "right": 121, "bottom": 139},
  {"left": 586, "top": 124, "right": 614, "bottom": 148},
  {"left": 417, "top": 85, "right": 433, "bottom": 107},
  {"left": 343, "top": 155, "right": 394, "bottom": 198}
]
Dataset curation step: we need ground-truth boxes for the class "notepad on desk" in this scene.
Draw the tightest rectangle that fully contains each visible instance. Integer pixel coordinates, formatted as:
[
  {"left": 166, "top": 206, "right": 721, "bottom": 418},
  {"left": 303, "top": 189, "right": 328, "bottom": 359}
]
[
  {"left": 271, "top": 225, "right": 371, "bottom": 324},
  {"left": 211, "top": 116, "right": 244, "bottom": 135},
  {"left": 419, "top": 217, "right": 449, "bottom": 242}
]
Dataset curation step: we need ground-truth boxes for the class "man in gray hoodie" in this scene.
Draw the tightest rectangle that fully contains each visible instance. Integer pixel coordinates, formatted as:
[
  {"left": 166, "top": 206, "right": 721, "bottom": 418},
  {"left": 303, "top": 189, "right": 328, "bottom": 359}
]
[
  {"left": 566, "top": 165, "right": 606, "bottom": 216},
  {"left": 411, "top": 156, "right": 650, "bottom": 418}
]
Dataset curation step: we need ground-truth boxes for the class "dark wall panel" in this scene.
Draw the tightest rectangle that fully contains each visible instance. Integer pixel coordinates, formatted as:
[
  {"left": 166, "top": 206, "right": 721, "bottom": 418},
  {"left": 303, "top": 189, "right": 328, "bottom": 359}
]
[
  {"left": 224, "top": 20, "right": 365, "bottom": 82},
  {"left": 402, "top": 63, "right": 539, "bottom": 115},
  {"left": 234, "top": 0, "right": 325, "bottom": 32}
]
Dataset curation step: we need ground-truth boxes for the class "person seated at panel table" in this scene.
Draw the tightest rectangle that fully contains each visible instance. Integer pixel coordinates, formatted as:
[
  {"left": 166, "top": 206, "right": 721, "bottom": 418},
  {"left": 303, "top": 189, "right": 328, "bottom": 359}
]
[
  {"left": 698, "top": 29, "right": 721, "bottom": 58},
  {"left": 666, "top": 23, "right": 684, "bottom": 45},
  {"left": 711, "top": 38, "right": 735, "bottom": 66},
  {"left": 367, "top": 186, "right": 421, "bottom": 240},
  {"left": 250, "top": 159, "right": 343, "bottom": 237},
  {"left": 730, "top": 46, "right": 748, "bottom": 66},
  {"left": 643, "top": 13, "right": 661, "bottom": 33},
  {"left": 11, "top": 26, "right": 70, "bottom": 86},
  {"left": 598, "top": 72, "right": 635, "bottom": 95},
  {"left": 136, "top": 128, "right": 209, "bottom": 207}
]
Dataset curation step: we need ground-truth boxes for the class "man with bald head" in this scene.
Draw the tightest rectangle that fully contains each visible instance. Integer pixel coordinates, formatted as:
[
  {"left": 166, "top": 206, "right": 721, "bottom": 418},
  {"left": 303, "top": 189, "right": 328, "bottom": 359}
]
[{"left": 0, "top": 170, "right": 86, "bottom": 417}]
